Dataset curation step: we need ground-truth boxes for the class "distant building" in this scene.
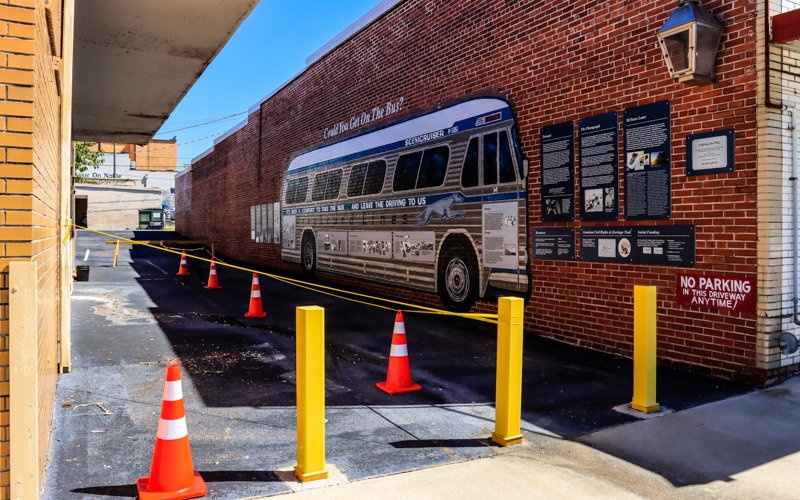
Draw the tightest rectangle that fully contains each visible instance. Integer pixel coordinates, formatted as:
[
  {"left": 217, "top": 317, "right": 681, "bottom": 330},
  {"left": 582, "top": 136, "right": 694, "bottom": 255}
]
[
  {"left": 83, "top": 139, "right": 180, "bottom": 209},
  {"left": 90, "top": 138, "right": 178, "bottom": 171},
  {"left": 74, "top": 184, "right": 163, "bottom": 230}
]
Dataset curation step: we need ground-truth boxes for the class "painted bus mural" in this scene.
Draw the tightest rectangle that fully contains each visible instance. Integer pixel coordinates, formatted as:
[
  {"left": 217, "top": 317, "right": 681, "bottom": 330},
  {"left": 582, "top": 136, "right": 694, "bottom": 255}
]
[{"left": 280, "top": 98, "right": 530, "bottom": 312}]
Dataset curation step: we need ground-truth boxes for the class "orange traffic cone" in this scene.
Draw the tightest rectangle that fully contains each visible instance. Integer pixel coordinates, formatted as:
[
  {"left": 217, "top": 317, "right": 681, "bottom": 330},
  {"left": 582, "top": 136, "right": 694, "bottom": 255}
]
[
  {"left": 244, "top": 273, "right": 267, "bottom": 318},
  {"left": 176, "top": 250, "right": 189, "bottom": 276},
  {"left": 137, "top": 359, "right": 207, "bottom": 500},
  {"left": 377, "top": 311, "right": 422, "bottom": 394},
  {"left": 204, "top": 257, "right": 222, "bottom": 289}
]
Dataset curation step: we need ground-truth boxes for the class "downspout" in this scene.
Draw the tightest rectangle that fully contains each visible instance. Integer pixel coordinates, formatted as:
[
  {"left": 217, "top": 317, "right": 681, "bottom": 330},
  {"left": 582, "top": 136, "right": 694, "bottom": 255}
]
[
  {"left": 256, "top": 104, "right": 263, "bottom": 187},
  {"left": 789, "top": 107, "right": 799, "bottom": 327},
  {"left": 779, "top": 105, "right": 800, "bottom": 355},
  {"left": 765, "top": 0, "right": 783, "bottom": 110},
  {"left": 763, "top": 2, "right": 800, "bottom": 354}
]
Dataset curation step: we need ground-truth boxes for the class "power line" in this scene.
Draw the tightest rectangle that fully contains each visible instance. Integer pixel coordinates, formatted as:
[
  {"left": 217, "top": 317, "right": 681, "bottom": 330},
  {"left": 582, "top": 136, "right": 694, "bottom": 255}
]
[{"left": 155, "top": 112, "right": 247, "bottom": 135}]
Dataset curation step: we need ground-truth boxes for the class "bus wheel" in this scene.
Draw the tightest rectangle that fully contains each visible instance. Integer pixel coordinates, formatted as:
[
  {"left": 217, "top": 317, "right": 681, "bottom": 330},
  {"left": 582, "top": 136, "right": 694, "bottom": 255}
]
[
  {"left": 437, "top": 242, "right": 478, "bottom": 312},
  {"left": 301, "top": 233, "right": 316, "bottom": 276}
]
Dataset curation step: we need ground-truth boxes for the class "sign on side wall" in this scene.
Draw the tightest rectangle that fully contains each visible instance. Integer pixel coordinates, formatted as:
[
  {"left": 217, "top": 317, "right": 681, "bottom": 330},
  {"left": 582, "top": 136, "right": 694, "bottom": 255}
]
[
  {"left": 676, "top": 274, "right": 755, "bottom": 313},
  {"left": 532, "top": 227, "right": 575, "bottom": 261},
  {"left": 540, "top": 121, "right": 575, "bottom": 222},
  {"left": 686, "top": 128, "right": 735, "bottom": 176},
  {"left": 580, "top": 225, "right": 695, "bottom": 266},
  {"left": 623, "top": 101, "right": 671, "bottom": 221},
  {"left": 579, "top": 112, "right": 619, "bottom": 221}
]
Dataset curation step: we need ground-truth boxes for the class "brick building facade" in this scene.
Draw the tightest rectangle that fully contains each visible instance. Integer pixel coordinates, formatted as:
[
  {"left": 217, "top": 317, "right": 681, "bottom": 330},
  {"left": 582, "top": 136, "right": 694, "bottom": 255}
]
[{"left": 178, "top": 0, "right": 800, "bottom": 387}]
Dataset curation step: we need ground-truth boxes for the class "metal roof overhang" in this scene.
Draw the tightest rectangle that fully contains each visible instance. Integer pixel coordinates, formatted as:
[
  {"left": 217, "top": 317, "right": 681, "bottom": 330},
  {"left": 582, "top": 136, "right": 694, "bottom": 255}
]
[{"left": 72, "top": 0, "right": 259, "bottom": 144}]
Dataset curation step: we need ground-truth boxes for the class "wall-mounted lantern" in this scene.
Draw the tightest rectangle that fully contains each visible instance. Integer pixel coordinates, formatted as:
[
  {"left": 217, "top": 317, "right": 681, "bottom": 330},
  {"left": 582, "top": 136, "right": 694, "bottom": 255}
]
[{"left": 657, "top": 0, "right": 724, "bottom": 86}]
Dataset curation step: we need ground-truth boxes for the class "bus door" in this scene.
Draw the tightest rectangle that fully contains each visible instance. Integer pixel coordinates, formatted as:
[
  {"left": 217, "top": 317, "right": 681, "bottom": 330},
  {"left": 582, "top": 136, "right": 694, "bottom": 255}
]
[{"left": 480, "top": 128, "right": 523, "bottom": 293}]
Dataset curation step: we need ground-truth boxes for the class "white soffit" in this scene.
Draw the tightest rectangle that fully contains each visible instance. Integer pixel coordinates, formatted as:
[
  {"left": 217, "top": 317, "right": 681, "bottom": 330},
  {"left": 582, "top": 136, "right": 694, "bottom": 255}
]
[{"left": 73, "top": 0, "right": 260, "bottom": 144}]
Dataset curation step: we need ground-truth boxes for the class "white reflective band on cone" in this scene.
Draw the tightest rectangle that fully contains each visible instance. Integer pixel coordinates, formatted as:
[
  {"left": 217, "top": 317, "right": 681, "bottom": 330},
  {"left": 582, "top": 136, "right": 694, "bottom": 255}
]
[
  {"left": 394, "top": 322, "right": 406, "bottom": 334},
  {"left": 390, "top": 344, "right": 408, "bottom": 357},
  {"left": 253, "top": 291, "right": 261, "bottom": 298},
  {"left": 162, "top": 380, "right": 183, "bottom": 402},
  {"left": 157, "top": 417, "right": 188, "bottom": 440},
  {"left": 211, "top": 270, "right": 217, "bottom": 275},
  {"left": 254, "top": 278, "right": 260, "bottom": 284}
]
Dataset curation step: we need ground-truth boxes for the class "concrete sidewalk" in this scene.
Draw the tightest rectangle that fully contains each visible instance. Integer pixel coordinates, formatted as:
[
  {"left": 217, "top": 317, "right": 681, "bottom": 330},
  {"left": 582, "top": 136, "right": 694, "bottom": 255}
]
[{"left": 267, "top": 378, "right": 800, "bottom": 500}]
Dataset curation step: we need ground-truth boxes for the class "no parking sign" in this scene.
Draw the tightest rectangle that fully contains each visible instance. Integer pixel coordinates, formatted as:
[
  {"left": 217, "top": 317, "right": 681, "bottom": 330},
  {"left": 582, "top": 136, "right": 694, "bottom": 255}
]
[{"left": 676, "top": 274, "right": 755, "bottom": 313}]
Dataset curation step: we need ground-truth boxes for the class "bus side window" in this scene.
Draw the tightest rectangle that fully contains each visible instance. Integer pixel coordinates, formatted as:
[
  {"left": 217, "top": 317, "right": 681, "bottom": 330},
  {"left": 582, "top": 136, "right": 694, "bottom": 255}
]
[
  {"left": 347, "top": 164, "right": 367, "bottom": 197},
  {"left": 325, "top": 169, "right": 343, "bottom": 200},
  {"left": 461, "top": 137, "right": 479, "bottom": 188},
  {"left": 394, "top": 151, "right": 423, "bottom": 192},
  {"left": 363, "top": 160, "right": 386, "bottom": 196},
  {"left": 311, "top": 171, "right": 328, "bottom": 202},
  {"left": 417, "top": 146, "right": 449, "bottom": 189},
  {"left": 499, "top": 131, "right": 516, "bottom": 183},
  {"left": 286, "top": 177, "right": 308, "bottom": 205},
  {"left": 484, "top": 132, "right": 498, "bottom": 185}
]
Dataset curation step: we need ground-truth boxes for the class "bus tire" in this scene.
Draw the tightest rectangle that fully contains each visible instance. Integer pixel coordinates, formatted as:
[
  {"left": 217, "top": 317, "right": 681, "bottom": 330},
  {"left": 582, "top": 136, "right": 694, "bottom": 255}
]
[
  {"left": 437, "top": 241, "right": 478, "bottom": 312},
  {"left": 301, "top": 232, "right": 316, "bottom": 276}
]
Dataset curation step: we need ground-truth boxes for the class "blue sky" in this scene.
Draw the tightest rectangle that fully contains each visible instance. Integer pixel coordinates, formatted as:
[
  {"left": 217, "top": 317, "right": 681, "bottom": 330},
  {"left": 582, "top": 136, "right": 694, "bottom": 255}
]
[{"left": 154, "top": 0, "right": 382, "bottom": 165}]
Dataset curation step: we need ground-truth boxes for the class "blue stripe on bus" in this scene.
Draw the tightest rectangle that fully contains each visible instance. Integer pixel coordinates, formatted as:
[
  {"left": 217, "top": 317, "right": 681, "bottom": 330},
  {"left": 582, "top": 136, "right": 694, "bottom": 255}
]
[
  {"left": 287, "top": 108, "right": 514, "bottom": 176},
  {"left": 282, "top": 190, "right": 524, "bottom": 216}
]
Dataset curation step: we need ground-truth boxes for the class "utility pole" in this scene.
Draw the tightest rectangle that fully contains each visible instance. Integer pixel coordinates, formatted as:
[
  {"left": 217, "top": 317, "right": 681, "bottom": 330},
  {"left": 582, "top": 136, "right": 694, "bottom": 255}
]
[{"left": 113, "top": 143, "right": 116, "bottom": 178}]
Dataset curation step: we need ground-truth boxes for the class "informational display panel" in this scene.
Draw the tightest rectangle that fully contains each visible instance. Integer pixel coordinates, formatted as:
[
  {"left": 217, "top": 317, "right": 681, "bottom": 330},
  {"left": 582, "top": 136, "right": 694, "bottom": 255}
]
[
  {"left": 348, "top": 231, "right": 393, "bottom": 259},
  {"left": 532, "top": 227, "right": 575, "bottom": 261},
  {"left": 482, "top": 201, "right": 520, "bottom": 269},
  {"left": 580, "top": 225, "right": 694, "bottom": 267},
  {"left": 250, "top": 206, "right": 256, "bottom": 242},
  {"left": 579, "top": 112, "right": 618, "bottom": 221},
  {"left": 261, "top": 205, "right": 268, "bottom": 243},
  {"left": 623, "top": 101, "right": 671, "bottom": 220},
  {"left": 267, "top": 204, "right": 274, "bottom": 244},
  {"left": 255, "top": 205, "right": 262, "bottom": 243},
  {"left": 317, "top": 231, "right": 348, "bottom": 255},
  {"left": 686, "top": 128, "right": 735, "bottom": 176},
  {"left": 282, "top": 214, "right": 296, "bottom": 249},
  {"left": 540, "top": 121, "right": 575, "bottom": 222},
  {"left": 676, "top": 274, "right": 755, "bottom": 313},
  {"left": 393, "top": 231, "right": 436, "bottom": 262},
  {"left": 273, "top": 202, "right": 281, "bottom": 244}
]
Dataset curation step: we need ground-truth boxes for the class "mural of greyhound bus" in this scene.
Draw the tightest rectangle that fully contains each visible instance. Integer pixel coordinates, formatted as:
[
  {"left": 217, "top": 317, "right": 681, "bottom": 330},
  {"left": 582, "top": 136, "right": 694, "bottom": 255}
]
[{"left": 280, "top": 97, "right": 530, "bottom": 312}]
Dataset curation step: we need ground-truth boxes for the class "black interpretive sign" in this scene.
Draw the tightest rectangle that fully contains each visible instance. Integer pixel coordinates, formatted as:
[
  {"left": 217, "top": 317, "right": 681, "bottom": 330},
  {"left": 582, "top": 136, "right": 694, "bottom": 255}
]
[
  {"left": 540, "top": 121, "right": 575, "bottom": 222},
  {"left": 579, "top": 112, "right": 619, "bottom": 221},
  {"left": 580, "top": 225, "right": 695, "bottom": 267},
  {"left": 686, "top": 128, "right": 735, "bottom": 176},
  {"left": 532, "top": 227, "right": 575, "bottom": 261},
  {"left": 623, "top": 101, "right": 671, "bottom": 220}
]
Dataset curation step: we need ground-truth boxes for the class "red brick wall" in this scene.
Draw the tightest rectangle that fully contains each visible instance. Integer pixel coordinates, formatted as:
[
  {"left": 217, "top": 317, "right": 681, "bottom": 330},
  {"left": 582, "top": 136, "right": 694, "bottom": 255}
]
[{"left": 178, "top": 0, "right": 766, "bottom": 383}]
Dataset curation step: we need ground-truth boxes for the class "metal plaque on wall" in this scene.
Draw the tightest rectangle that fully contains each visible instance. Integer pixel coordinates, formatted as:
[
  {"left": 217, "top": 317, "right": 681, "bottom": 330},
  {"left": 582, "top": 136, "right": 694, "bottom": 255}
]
[
  {"left": 540, "top": 121, "right": 575, "bottom": 222},
  {"left": 580, "top": 225, "right": 694, "bottom": 267}
]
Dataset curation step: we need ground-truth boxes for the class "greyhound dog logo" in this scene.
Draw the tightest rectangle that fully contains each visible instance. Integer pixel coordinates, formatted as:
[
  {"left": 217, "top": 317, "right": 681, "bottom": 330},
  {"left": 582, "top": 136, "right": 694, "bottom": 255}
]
[{"left": 414, "top": 193, "right": 466, "bottom": 228}]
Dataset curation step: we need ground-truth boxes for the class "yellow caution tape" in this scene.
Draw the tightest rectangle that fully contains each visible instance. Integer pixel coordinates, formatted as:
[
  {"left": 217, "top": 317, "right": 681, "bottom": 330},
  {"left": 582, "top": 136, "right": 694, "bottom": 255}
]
[{"left": 75, "top": 225, "right": 499, "bottom": 324}]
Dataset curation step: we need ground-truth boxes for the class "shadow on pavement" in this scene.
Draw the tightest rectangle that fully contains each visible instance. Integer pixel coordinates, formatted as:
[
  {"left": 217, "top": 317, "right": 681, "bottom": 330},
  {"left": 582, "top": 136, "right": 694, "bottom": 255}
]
[
  {"left": 62, "top": 230, "right": 780, "bottom": 493},
  {"left": 112, "top": 230, "right": 751, "bottom": 439},
  {"left": 389, "top": 438, "right": 500, "bottom": 449},
  {"left": 72, "top": 470, "right": 282, "bottom": 497},
  {"left": 579, "top": 381, "right": 800, "bottom": 487}
]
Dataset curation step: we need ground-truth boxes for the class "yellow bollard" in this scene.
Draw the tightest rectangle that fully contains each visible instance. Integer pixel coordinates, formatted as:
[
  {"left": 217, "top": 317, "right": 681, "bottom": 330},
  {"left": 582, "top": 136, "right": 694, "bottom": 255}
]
[
  {"left": 113, "top": 240, "right": 120, "bottom": 267},
  {"left": 492, "top": 297, "right": 524, "bottom": 446},
  {"left": 631, "top": 286, "right": 660, "bottom": 413},
  {"left": 295, "top": 306, "right": 329, "bottom": 482}
]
